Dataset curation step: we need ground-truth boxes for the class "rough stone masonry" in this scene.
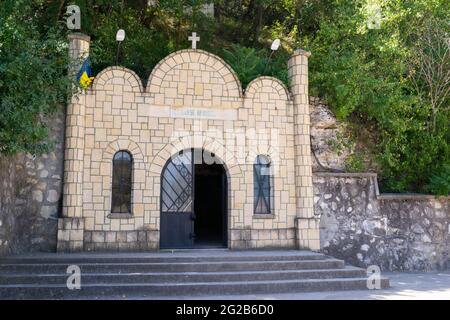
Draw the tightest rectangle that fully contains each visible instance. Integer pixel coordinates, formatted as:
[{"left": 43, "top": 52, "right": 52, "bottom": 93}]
[
  {"left": 315, "top": 173, "right": 449, "bottom": 271},
  {"left": 0, "top": 111, "right": 64, "bottom": 255}
]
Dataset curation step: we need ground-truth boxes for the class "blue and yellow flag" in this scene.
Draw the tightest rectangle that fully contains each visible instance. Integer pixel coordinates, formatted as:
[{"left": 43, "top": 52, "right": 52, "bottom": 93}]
[{"left": 76, "top": 58, "right": 95, "bottom": 88}]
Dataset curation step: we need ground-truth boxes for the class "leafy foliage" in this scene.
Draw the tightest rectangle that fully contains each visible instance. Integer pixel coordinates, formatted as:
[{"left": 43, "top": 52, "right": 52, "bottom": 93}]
[
  {"left": 426, "top": 164, "right": 450, "bottom": 196},
  {"left": 221, "top": 44, "right": 288, "bottom": 88},
  {"left": 304, "top": 0, "right": 449, "bottom": 194},
  {"left": 0, "top": 0, "right": 448, "bottom": 195},
  {"left": 0, "top": 0, "right": 70, "bottom": 155}
]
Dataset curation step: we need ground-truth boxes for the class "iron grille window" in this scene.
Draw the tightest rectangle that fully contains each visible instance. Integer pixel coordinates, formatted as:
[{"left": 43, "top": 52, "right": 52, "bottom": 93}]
[
  {"left": 161, "top": 151, "right": 193, "bottom": 213},
  {"left": 254, "top": 155, "right": 271, "bottom": 214},
  {"left": 111, "top": 151, "right": 133, "bottom": 214}
]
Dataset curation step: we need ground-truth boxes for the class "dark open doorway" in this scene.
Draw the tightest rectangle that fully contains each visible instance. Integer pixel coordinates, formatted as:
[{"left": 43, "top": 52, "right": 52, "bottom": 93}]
[
  {"left": 160, "top": 149, "right": 228, "bottom": 249},
  {"left": 194, "top": 162, "right": 227, "bottom": 248}
]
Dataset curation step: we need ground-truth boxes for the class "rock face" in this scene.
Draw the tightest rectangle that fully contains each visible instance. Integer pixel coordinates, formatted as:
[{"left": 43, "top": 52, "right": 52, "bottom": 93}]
[
  {"left": 310, "top": 99, "right": 336, "bottom": 129},
  {"left": 309, "top": 97, "right": 352, "bottom": 172},
  {"left": 315, "top": 173, "right": 450, "bottom": 271},
  {"left": 0, "top": 112, "right": 64, "bottom": 255}
]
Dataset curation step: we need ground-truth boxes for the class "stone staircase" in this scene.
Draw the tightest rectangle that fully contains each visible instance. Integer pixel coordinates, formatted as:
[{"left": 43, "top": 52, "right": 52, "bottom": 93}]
[{"left": 0, "top": 250, "right": 389, "bottom": 299}]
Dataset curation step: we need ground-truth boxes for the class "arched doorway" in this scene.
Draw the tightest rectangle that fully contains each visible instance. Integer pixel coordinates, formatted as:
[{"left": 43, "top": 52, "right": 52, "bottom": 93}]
[{"left": 160, "top": 149, "right": 228, "bottom": 249}]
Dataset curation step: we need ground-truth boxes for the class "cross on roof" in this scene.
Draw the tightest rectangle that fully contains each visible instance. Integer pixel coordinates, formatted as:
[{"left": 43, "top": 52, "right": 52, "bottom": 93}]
[{"left": 188, "top": 32, "right": 200, "bottom": 50}]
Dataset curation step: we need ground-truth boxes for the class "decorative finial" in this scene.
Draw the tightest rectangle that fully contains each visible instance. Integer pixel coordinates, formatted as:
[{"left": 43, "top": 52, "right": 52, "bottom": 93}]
[{"left": 188, "top": 32, "right": 200, "bottom": 50}]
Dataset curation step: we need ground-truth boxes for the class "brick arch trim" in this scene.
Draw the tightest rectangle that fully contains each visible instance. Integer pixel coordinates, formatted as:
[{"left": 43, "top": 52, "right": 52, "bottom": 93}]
[
  {"left": 146, "top": 49, "right": 243, "bottom": 98},
  {"left": 92, "top": 66, "right": 144, "bottom": 93},
  {"left": 148, "top": 135, "right": 243, "bottom": 177},
  {"left": 245, "top": 76, "right": 292, "bottom": 101}
]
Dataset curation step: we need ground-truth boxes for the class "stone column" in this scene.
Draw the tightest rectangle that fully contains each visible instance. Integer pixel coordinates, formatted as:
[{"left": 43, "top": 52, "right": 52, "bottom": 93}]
[
  {"left": 57, "top": 33, "right": 90, "bottom": 252},
  {"left": 288, "top": 49, "right": 320, "bottom": 251}
]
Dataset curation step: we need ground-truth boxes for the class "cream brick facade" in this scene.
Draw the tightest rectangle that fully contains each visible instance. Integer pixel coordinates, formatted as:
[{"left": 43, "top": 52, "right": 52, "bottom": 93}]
[{"left": 57, "top": 33, "right": 319, "bottom": 252}]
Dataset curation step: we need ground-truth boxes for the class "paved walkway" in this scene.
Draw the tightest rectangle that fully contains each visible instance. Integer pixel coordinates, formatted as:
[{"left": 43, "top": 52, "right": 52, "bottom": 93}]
[{"left": 156, "top": 271, "right": 450, "bottom": 300}]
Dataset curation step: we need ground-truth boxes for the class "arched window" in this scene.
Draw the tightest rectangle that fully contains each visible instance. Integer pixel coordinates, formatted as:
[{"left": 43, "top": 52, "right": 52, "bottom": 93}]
[
  {"left": 254, "top": 155, "right": 271, "bottom": 214},
  {"left": 111, "top": 151, "right": 133, "bottom": 214}
]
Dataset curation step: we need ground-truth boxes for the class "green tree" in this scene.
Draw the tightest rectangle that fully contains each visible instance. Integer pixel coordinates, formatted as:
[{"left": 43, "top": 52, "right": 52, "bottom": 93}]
[
  {"left": 303, "top": 0, "right": 449, "bottom": 194},
  {"left": 1, "top": 0, "right": 448, "bottom": 195},
  {"left": 0, "top": 0, "right": 70, "bottom": 155}
]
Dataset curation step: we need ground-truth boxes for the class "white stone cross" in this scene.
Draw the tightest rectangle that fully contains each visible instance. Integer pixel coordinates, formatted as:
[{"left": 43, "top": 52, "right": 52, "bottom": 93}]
[{"left": 188, "top": 32, "right": 200, "bottom": 49}]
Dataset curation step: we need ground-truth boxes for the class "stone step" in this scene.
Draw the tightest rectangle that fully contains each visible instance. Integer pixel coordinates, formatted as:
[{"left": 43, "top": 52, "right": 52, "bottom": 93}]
[
  {"left": 0, "top": 267, "right": 365, "bottom": 285},
  {"left": 0, "top": 277, "right": 390, "bottom": 299},
  {"left": 0, "top": 259, "right": 345, "bottom": 274},
  {"left": 0, "top": 250, "right": 328, "bottom": 264},
  {"left": 0, "top": 251, "right": 390, "bottom": 298}
]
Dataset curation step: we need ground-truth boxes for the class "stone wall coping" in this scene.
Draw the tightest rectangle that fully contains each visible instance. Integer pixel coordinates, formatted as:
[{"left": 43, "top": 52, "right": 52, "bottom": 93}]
[
  {"left": 314, "top": 172, "right": 378, "bottom": 178},
  {"left": 377, "top": 193, "right": 450, "bottom": 201},
  {"left": 314, "top": 172, "right": 449, "bottom": 201},
  {"left": 68, "top": 33, "right": 91, "bottom": 42},
  {"left": 292, "top": 49, "right": 311, "bottom": 58}
]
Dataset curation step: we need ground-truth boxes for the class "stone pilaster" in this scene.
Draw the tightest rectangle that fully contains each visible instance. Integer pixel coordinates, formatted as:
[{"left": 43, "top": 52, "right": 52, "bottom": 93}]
[
  {"left": 288, "top": 49, "right": 320, "bottom": 251},
  {"left": 57, "top": 33, "right": 90, "bottom": 252}
]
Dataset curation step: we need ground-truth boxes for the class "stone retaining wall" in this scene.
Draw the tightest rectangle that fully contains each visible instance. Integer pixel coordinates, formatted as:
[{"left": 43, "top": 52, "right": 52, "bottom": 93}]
[
  {"left": 315, "top": 172, "right": 449, "bottom": 271},
  {"left": 0, "top": 112, "right": 65, "bottom": 255},
  {"left": 0, "top": 157, "right": 15, "bottom": 255}
]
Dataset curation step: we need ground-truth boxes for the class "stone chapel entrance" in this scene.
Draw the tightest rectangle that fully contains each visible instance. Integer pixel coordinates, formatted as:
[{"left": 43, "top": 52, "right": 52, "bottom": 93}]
[{"left": 160, "top": 149, "right": 227, "bottom": 249}]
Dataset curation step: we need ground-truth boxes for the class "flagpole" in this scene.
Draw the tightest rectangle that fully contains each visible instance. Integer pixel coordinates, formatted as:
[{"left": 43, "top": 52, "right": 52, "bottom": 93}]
[{"left": 116, "top": 42, "right": 121, "bottom": 66}]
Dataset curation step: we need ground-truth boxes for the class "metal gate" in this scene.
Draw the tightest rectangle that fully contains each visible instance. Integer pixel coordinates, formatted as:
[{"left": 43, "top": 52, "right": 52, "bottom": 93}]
[{"left": 160, "top": 150, "right": 195, "bottom": 248}]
